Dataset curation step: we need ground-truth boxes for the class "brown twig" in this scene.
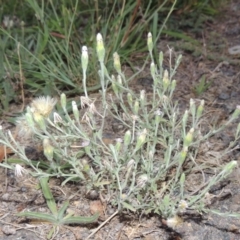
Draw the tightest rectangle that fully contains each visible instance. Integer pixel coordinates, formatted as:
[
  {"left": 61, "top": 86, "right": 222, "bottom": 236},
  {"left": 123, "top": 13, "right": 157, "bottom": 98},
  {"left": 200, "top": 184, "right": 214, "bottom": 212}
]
[{"left": 86, "top": 210, "right": 119, "bottom": 240}]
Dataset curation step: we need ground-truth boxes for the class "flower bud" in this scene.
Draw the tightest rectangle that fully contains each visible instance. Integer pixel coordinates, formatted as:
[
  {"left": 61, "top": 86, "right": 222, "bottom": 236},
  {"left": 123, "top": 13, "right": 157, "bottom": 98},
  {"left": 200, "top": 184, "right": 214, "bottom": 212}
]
[
  {"left": 189, "top": 98, "right": 196, "bottom": 117},
  {"left": 196, "top": 100, "right": 204, "bottom": 120},
  {"left": 111, "top": 75, "right": 118, "bottom": 95},
  {"left": 25, "top": 112, "right": 35, "bottom": 129},
  {"left": 135, "top": 129, "right": 147, "bottom": 151},
  {"left": 163, "top": 69, "right": 170, "bottom": 90},
  {"left": 81, "top": 46, "right": 88, "bottom": 73},
  {"left": 33, "top": 112, "right": 46, "bottom": 131},
  {"left": 124, "top": 130, "right": 131, "bottom": 146},
  {"left": 96, "top": 33, "right": 105, "bottom": 62},
  {"left": 133, "top": 100, "right": 139, "bottom": 115},
  {"left": 159, "top": 51, "right": 163, "bottom": 68},
  {"left": 115, "top": 141, "right": 122, "bottom": 152},
  {"left": 183, "top": 128, "right": 194, "bottom": 147},
  {"left": 43, "top": 138, "right": 54, "bottom": 161},
  {"left": 61, "top": 93, "right": 67, "bottom": 110},
  {"left": 147, "top": 32, "right": 153, "bottom": 53},
  {"left": 150, "top": 62, "right": 156, "bottom": 79},
  {"left": 72, "top": 101, "right": 79, "bottom": 120},
  {"left": 179, "top": 146, "right": 188, "bottom": 164},
  {"left": 117, "top": 74, "right": 122, "bottom": 85},
  {"left": 112, "top": 82, "right": 118, "bottom": 96},
  {"left": 113, "top": 52, "right": 121, "bottom": 73},
  {"left": 182, "top": 110, "right": 189, "bottom": 129},
  {"left": 140, "top": 90, "right": 145, "bottom": 107}
]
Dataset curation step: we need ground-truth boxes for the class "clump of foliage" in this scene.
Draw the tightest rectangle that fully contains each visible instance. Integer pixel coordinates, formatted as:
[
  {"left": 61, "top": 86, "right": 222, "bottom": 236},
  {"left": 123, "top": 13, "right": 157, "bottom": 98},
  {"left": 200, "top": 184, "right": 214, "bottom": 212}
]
[{"left": 1, "top": 33, "right": 240, "bottom": 226}]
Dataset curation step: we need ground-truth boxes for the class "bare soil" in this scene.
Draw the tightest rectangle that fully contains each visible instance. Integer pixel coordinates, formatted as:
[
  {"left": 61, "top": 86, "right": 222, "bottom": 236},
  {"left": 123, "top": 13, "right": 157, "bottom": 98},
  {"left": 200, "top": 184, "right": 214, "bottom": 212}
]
[{"left": 1, "top": 1, "right": 240, "bottom": 239}]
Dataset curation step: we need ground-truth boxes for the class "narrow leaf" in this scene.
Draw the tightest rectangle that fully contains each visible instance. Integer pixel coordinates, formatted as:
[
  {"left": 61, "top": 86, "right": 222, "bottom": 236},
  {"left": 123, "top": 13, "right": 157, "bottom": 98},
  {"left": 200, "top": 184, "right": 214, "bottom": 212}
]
[
  {"left": 61, "top": 214, "right": 99, "bottom": 225},
  {"left": 39, "top": 177, "right": 58, "bottom": 216},
  {"left": 18, "top": 212, "right": 57, "bottom": 224}
]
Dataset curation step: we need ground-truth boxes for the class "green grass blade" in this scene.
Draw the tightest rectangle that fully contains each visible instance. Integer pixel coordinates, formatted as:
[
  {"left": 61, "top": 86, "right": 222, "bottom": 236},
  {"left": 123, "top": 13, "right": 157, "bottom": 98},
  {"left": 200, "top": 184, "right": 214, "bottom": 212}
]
[
  {"left": 39, "top": 177, "right": 58, "bottom": 216},
  {"left": 61, "top": 214, "right": 99, "bottom": 225},
  {"left": 17, "top": 211, "right": 57, "bottom": 224},
  {"left": 57, "top": 201, "right": 69, "bottom": 220}
]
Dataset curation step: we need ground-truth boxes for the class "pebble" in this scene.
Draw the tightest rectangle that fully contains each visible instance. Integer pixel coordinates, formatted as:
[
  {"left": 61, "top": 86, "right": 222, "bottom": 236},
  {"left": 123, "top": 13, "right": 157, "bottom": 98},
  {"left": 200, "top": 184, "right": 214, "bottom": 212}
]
[{"left": 218, "top": 92, "right": 230, "bottom": 100}]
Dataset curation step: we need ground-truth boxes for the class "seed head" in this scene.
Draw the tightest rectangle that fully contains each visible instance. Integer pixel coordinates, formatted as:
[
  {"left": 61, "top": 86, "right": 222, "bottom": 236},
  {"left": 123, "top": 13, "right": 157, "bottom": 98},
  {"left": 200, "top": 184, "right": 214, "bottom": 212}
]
[
  {"left": 14, "top": 164, "right": 27, "bottom": 178},
  {"left": 30, "top": 96, "right": 57, "bottom": 117},
  {"left": 166, "top": 215, "right": 183, "bottom": 228}
]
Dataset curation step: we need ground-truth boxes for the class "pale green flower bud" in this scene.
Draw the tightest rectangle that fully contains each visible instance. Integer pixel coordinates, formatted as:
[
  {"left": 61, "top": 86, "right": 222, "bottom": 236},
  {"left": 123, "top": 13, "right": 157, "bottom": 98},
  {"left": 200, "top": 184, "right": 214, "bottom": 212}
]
[
  {"left": 150, "top": 62, "right": 156, "bottom": 79},
  {"left": 82, "top": 158, "right": 90, "bottom": 172},
  {"left": 133, "top": 100, "right": 139, "bottom": 115},
  {"left": 159, "top": 51, "right": 163, "bottom": 69},
  {"left": 190, "top": 98, "right": 195, "bottom": 107},
  {"left": 113, "top": 52, "right": 121, "bottom": 73},
  {"left": 184, "top": 128, "right": 194, "bottom": 147},
  {"left": 124, "top": 130, "right": 131, "bottom": 146},
  {"left": 147, "top": 32, "right": 153, "bottom": 53},
  {"left": 96, "top": 33, "right": 105, "bottom": 62},
  {"left": 180, "top": 173, "right": 185, "bottom": 185},
  {"left": 163, "top": 69, "right": 170, "bottom": 90},
  {"left": 115, "top": 141, "right": 122, "bottom": 152},
  {"left": 135, "top": 129, "right": 147, "bottom": 151},
  {"left": 61, "top": 93, "right": 67, "bottom": 110},
  {"left": 140, "top": 90, "right": 145, "bottom": 107},
  {"left": 72, "top": 101, "right": 79, "bottom": 120},
  {"left": 43, "top": 138, "right": 54, "bottom": 161},
  {"left": 117, "top": 74, "right": 122, "bottom": 85},
  {"left": 182, "top": 110, "right": 189, "bottom": 128},
  {"left": 196, "top": 100, "right": 204, "bottom": 119},
  {"left": 81, "top": 46, "right": 88, "bottom": 73},
  {"left": 112, "top": 83, "right": 118, "bottom": 96},
  {"left": 148, "top": 149, "right": 154, "bottom": 160},
  {"left": 155, "top": 113, "right": 161, "bottom": 125},
  {"left": 179, "top": 146, "right": 188, "bottom": 164},
  {"left": 33, "top": 112, "right": 46, "bottom": 131},
  {"left": 25, "top": 112, "right": 35, "bottom": 129},
  {"left": 112, "top": 76, "right": 119, "bottom": 95},
  {"left": 189, "top": 98, "right": 196, "bottom": 117}
]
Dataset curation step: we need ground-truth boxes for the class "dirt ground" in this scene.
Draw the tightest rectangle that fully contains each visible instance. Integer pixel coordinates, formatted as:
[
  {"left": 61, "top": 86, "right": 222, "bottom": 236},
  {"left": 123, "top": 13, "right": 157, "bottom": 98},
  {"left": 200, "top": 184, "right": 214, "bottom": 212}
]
[{"left": 1, "top": 1, "right": 240, "bottom": 239}]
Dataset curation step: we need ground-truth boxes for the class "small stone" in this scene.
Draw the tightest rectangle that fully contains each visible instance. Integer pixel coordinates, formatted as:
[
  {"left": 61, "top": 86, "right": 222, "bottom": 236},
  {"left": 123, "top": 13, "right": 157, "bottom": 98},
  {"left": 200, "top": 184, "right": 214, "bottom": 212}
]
[
  {"left": 218, "top": 92, "right": 230, "bottom": 100},
  {"left": 2, "top": 225, "right": 16, "bottom": 235}
]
